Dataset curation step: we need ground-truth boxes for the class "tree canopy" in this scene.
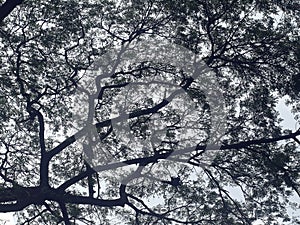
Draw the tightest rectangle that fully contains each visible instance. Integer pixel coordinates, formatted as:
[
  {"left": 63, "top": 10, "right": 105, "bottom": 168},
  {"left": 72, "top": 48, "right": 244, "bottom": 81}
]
[{"left": 0, "top": 0, "right": 300, "bottom": 224}]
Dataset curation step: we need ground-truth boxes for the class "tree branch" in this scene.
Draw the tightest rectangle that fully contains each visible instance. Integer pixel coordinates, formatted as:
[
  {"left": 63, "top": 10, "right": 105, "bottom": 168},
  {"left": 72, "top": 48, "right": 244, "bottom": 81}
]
[
  {"left": 0, "top": 0, "right": 23, "bottom": 23},
  {"left": 57, "top": 129, "right": 300, "bottom": 191},
  {"left": 61, "top": 193, "right": 127, "bottom": 207},
  {"left": 58, "top": 202, "right": 71, "bottom": 225},
  {"left": 48, "top": 77, "right": 194, "bottom": 159}
]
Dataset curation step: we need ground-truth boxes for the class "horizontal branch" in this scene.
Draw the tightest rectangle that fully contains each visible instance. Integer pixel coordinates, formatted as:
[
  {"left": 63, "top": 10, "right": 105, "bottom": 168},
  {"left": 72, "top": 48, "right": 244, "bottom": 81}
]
[
  {"left": 61, "top": 193, "right": 127, "bottom": 207},
  {"left": 0, "top": 185, "right": 127, "bottom": 213},
  {"left": 0, "top": 201, "right": 29, "bottom": 212},
  {"left": 0, "top": 186, "right": 39, "bottom": 212},
  {"left": 2, "top": 129, "right": 299, "bottom": 212}
]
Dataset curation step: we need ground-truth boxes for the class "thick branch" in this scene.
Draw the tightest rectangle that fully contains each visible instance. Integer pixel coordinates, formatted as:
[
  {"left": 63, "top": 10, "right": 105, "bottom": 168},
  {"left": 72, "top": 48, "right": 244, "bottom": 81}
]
[
  {"left": 61, "top": 193, "right": 127, "bottom": 207},
  {"left": 0, "top": 186, "right": 40, "bottom": 212},
  {"left": 58, "top": 202, "right": 71, "bottom": 225},
  {"left": 0, "top": 185, "right": 127, "bottom": 213},
  {"left": 36, "top": 110, "right": 49, "bottom": 187},
  {"left": 0, "top": 201, "right": 29, "bottom": 212},
  {"left": 0, "top": 0, "right": 23, "bottom": 23},
  {"left": 58, "top": 129, "right": 300, "bottom": 191}
]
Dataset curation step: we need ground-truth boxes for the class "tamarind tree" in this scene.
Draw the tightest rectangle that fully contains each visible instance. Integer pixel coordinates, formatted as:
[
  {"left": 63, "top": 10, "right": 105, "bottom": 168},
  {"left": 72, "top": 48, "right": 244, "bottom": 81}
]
[{"left": 0, "top": 0, "right": 299, "bottom": 224}]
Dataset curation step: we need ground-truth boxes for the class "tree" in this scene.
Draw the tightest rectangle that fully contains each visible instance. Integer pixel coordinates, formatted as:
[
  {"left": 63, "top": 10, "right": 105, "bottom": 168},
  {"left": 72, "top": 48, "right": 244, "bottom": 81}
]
[{"left": 0, "top": 0, "right": 299, "bottom": 224}]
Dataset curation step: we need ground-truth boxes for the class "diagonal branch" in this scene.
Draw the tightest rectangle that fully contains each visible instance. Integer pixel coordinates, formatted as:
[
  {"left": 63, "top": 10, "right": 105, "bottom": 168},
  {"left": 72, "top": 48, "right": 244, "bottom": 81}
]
[
  {"left": 58, "top": 202, "right": 71, "bottom": 225},
  {"left": 57, "top": 129, "right": 300, "bottom": 191},
  {"left": 48, "top": 77, "right": 194, "bottom": 159},
  {"left": 188, "top": 129, "right": 300, "bottom": 160},
  {"left": 0, "top": 0, "right": 23, "bottom": 23}
]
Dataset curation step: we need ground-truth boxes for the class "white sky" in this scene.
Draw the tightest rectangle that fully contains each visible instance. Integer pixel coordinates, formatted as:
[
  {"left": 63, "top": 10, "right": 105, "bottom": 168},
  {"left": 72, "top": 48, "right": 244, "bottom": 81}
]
[{"left": 276, "top": 97, "right": 298, "bottom": 131}]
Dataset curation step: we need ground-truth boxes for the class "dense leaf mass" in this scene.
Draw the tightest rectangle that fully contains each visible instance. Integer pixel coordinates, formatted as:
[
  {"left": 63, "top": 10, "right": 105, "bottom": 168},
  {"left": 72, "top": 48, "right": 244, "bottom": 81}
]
[{"left": 0, "top": 0, "right": 299, "bottom": 224}]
